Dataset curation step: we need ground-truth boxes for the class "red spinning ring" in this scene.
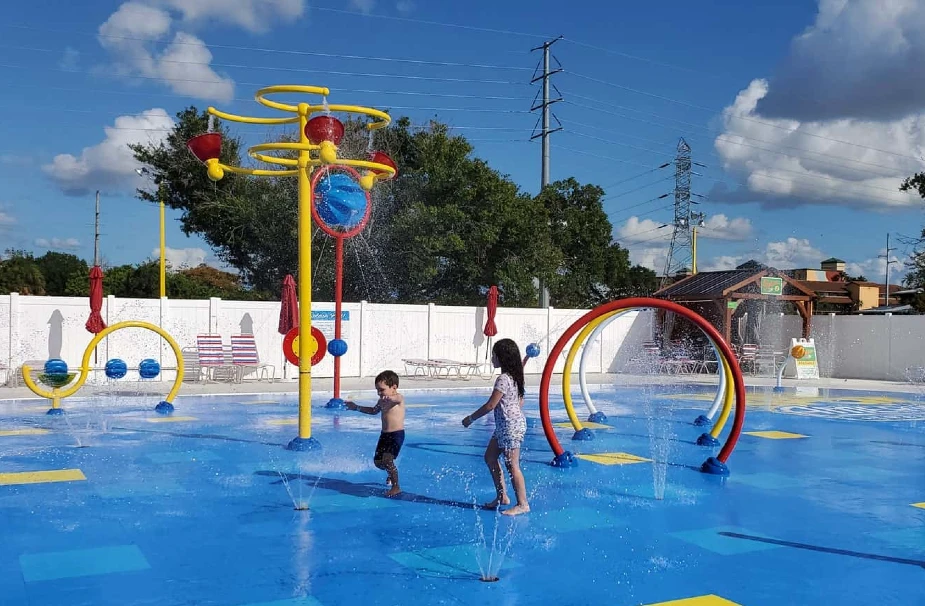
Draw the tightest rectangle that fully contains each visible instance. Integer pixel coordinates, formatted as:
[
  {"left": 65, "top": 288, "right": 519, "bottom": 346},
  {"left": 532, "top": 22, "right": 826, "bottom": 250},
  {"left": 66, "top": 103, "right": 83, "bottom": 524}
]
[
  {"left": 310, "top": 165, "right": 372, "bottom": 239},
  {"left": 283, "top": 326, "right": 327, "bottom": 366}
]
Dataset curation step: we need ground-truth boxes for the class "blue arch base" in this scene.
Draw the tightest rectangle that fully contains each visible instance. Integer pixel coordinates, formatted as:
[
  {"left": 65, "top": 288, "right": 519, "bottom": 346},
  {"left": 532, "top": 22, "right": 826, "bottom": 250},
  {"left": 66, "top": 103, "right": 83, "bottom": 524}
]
[
  {"left": 550, "top": 451, "right": 578, "bottom": 468},
  {"left": 154, "top": 401, "right": 175, "bottom": 415},
  {"left": 572, "top": 428, "right": 594, "bottom": 441},
  {"left": 287, "top": 436, "right": 322, "bottom": 452},
  {"left": 46, "top": 408, "right": 65, "bottom": 416},
  {"left": 701, "top": 456, "right": 730, "bottom": 476},
  {"left": 697, "top": 433, "right": 721, "bottom": 447},
  {"left": 693, "top": 414, "right": 711, "bottom": 426},
  {"left": 325, "top": 398, "right": 347, "bottom": 410},
  {"left": 587, "top": 411, "right": 607, "bottom": 423}
]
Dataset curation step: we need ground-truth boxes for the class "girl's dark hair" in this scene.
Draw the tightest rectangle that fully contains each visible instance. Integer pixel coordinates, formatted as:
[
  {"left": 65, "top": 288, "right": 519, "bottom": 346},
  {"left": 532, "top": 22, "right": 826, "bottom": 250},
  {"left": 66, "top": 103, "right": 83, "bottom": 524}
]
[{"left": 493, "top": 338, "right": 525, "bottom": 397}]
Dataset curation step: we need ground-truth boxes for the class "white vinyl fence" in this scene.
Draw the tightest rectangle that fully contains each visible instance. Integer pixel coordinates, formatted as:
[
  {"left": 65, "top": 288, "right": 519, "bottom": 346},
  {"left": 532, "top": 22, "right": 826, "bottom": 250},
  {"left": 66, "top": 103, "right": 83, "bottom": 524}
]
[{"left": 1, "top": 293, "right": 923, "bottom": 385}]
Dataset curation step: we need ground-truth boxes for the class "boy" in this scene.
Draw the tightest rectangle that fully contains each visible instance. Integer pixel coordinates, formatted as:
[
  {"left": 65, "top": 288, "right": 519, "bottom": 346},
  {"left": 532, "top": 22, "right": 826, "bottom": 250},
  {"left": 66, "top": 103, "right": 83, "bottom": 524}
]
[{"left": 345, "top": 370, "right": 405, "bottom": 497}]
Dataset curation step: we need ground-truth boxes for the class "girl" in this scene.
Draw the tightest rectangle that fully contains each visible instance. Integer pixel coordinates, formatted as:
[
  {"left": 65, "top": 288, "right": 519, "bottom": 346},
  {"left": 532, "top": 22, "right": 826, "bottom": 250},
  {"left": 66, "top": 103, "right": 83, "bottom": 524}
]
[{"left": 462, "top": 338, "right": 529, "bottom": 516}]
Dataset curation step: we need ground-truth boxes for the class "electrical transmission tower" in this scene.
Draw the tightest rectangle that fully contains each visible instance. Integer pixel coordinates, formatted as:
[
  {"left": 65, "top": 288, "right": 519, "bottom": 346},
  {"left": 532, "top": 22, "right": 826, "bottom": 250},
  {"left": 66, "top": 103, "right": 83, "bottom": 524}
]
[
  {"left": 662, "top": 138, "right": 705, "bottom": 286},
  {"left": 530, "top": 35, "right": 563, "bottom": 308}
]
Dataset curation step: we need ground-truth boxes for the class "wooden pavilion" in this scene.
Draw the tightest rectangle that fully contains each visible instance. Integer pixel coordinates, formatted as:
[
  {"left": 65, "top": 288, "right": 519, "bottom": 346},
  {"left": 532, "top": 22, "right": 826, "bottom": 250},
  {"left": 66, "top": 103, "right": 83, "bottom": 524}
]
[{"left": 652, "top": 267, "right": 817, "bottom": 344}]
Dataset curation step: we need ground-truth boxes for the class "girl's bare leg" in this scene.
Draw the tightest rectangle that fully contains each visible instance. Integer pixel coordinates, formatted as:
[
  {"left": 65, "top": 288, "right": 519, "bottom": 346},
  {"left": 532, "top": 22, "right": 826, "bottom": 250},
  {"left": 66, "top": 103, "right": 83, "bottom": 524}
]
[
  {"left": 501, "top": 446, "right": 530, "bottom": 516},
  {"left": 483, "top": 437, "right": 509, "bottom": 508}
]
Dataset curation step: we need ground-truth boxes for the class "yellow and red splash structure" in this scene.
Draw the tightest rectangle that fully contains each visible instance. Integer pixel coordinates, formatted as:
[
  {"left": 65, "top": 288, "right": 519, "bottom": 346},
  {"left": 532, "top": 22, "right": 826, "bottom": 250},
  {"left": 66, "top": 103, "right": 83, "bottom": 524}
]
[{"left": 538, "top": 297, "right": 746, "bottom": 475}]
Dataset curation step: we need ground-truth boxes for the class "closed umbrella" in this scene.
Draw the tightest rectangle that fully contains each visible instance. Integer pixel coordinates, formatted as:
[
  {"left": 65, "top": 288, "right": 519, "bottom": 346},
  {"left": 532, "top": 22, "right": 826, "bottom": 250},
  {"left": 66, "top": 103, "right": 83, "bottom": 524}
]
[
  {"left": 278, "top": 274, "right": 298, "bottom": 377},
  {"left": 85, "top": 265, "right": 106, "bottom": 364},
  {"left": 483, "top": 285, "right": 499, "bottom": 360}
]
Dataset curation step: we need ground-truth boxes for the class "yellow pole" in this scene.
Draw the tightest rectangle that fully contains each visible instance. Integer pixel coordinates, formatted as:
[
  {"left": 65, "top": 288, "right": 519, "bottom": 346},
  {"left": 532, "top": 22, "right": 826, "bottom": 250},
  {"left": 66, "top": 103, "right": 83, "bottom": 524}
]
[
  {"left": 159, "top": 197, "right": 166, "bottom": 298},
  {"left": 296, "top": 103, "right": 314, "bottom": 444},
  {"left": 692, "top": 226, "right": 698, "bottom": 275}
]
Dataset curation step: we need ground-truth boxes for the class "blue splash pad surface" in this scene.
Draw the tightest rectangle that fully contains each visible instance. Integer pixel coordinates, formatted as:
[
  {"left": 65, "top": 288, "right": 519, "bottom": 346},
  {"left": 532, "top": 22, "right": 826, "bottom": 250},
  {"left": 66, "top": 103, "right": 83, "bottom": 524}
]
[{"left": 0, "top": 384, "right": 923, "bottom": 605}]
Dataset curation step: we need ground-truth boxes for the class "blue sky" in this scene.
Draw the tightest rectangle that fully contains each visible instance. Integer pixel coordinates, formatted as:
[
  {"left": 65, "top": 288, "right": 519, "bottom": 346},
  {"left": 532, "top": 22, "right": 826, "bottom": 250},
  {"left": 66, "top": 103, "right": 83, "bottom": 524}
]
[{"left": 1, "top": 0, "right": 923, "bottom": 284}]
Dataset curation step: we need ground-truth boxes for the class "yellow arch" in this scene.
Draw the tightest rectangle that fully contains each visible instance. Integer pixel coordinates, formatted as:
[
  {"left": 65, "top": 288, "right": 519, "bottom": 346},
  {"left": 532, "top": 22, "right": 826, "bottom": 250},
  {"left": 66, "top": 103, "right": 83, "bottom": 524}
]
[
  {"left": 21, "top": 321, "right": 185, "bottom": 412},
  {"left": 560, "top": 308, "right": 734, "bottom": 440}
]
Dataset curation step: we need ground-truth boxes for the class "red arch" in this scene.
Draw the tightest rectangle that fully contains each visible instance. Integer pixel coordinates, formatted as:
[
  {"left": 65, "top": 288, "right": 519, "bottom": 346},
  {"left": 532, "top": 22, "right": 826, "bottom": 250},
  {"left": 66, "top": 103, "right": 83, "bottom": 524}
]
[{"left": 538, "top": 297, "right": 746, "bottom": 467}]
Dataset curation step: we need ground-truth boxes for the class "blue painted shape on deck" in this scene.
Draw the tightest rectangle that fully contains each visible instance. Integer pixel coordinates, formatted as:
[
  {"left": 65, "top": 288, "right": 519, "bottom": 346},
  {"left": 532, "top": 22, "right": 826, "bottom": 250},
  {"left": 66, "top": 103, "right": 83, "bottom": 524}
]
[
  {"left": 668, "top": 526, "right": 783, "bottom": 555},
  {"left": 146, "top": 449, "right": 222, "bottom": 464},
  {"left": 389, "top": 543, "right": 521, "bottom": 577},
  {"left": 19, "top": 545, "right": 150, "bottom": 582},
  {"left": 0, "top": 385, "right": 923, "bottom": 605},
  {"left": 240, "top": 597, "right": 323, "bottom": 606}
]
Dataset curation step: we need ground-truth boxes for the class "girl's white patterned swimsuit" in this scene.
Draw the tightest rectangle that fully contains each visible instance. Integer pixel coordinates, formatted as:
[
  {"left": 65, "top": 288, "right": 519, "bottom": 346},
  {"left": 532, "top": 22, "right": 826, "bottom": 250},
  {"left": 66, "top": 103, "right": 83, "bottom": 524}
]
[{"left": 492, "top": 373, "right": 527, "bottom": 450}]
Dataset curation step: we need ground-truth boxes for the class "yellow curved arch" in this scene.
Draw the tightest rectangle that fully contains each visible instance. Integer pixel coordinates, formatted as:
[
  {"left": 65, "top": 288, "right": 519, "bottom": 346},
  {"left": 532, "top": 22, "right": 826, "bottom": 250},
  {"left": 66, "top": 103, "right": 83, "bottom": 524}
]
[
  {"left": 709, "top": 353, "right": 734, "bottom": 439},
  {"left": 21, "top": 321, "right": 185, "bottom": 412},
  {"left": 560, "top": 308, "right": 735, "bottom": 439},
  {"left": 562, "top": 310, "right": 621, "bottom": 431}
]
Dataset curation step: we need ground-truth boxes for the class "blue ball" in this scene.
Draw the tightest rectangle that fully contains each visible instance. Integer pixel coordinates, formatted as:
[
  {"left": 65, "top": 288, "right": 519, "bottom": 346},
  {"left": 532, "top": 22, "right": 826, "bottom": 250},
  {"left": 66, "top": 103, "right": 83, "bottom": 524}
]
[
  {"left": 327, "top": 338, "right": 348, "bottom": 357},
  {"left": 105, "top": 358, "right": 128, "bottom": 380},
  {"left": 138, "top": 358, "right": 161, "bottom": 379},
  {"left": 44, "top": 358, "right": 68, "bottom": 376},
  {"left": 526, "top": 343, "right": 541, "bottom": 358},
  {"left": 315, "top": 172, "right": 368, "bottom": 230}
]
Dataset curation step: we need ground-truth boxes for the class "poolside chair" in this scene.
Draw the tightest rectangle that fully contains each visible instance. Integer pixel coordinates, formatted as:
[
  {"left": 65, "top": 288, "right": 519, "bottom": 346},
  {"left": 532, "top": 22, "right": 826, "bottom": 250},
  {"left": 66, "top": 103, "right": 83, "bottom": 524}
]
[
  {"left": 195, "top": 334, "right": 236, "bottom": 382},
  {"left": 230, "top": 334, "right": 275, "bottom": 383}
]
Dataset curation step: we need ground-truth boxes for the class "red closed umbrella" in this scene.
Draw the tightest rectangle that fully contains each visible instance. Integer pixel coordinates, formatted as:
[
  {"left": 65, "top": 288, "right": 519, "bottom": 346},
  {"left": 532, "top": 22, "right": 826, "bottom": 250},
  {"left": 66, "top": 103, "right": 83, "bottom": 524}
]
[
  {"left": 85, "top": 266, "right": 106, "bottom": 334},
  {"left": 85, "top": 265, "right": 106, "bottom": 365},
  {"left": 278, "top": 274, "right": 299, "bottom": 378},
  {"left": 279, "top": 274, "right": 298, "bottom": 334},
  {"left": 483, "top": 285, "right": 499, "bottom": 359}
]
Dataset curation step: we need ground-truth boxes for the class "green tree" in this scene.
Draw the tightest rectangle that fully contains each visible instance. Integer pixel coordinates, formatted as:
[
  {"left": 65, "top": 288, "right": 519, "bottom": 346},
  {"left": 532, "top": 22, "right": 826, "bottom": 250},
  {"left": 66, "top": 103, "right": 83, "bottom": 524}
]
[
  {"left": 34, "top": 252, "right": 89, "bottom": 296},
  {"left": 538, "top": 178, "right": 657, "bottom": 306},
  {"left": 0, "top": 250, "right": 46, "bottom": 295}
]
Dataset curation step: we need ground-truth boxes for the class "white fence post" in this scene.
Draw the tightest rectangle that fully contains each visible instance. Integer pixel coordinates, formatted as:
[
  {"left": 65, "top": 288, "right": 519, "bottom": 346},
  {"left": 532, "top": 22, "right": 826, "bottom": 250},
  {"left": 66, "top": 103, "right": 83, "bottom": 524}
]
[
  {"left": 427, "top": 303, "right": 436, "bottom": 361},
  {"left": 358, "top": 300, "right": 367, "bottom": 379},
  {"left": 209, "top": 297, "right": 221, "bottom": 333},
  {"left": 9, "top": 292, "right": 19, "bottom": 372}
]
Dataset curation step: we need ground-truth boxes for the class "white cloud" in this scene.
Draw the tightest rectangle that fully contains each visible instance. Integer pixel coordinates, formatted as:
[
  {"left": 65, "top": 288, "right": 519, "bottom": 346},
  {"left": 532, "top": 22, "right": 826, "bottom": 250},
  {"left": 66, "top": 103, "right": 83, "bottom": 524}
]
[
  {"left": 699, "top": 237, "right": 825, "bottom": 272},
  {"left": 59, "top": 47, "right": 80, "bottom": 71},
  {"left": 845, "top": 251, "right": 907, "bottom": 283},
  {"left": 43, "top": 108, "right": 175, "bottom": 196},
  {"left": 149, "top": 0, "right": 304, "bottom": 33},
  {"left": 396, "top": 1, "right": 414, "bottom": 12},
  {"left": 698, "top": 214, "right": 753, "bottom": 241},
  {"left": 756, "top": 0, "right": 925, "bottom": 121},
  {"left": 713, "top": 79, "right": 925, "bottom": 210},
  {"left": 97, "top": 2, "right": 234, "bottom": 102},
  {"left": 615, "top": 216, "right": 671, "bottom": 244},
  {"left": 35, "top": 238, "right": 81, "bottom": 251},
  {"left": 156, "top": 246, "right": 209, "bottom": 270},
  {"left": 350, "top": 0, "right": 377, "bottom": 14},
  {"left": 713, "top": 1, "right": 925, "bottom": 210},
  {"left": 0, "top": 211, "right": 15, "bottom": 229}
]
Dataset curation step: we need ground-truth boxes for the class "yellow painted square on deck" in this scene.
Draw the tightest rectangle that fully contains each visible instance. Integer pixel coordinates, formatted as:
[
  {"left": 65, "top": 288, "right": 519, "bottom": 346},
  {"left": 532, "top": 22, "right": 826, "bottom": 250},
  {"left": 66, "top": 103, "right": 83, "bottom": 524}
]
[
  {"left": 0, "top": 428, "right": 49, "bottom": 437},
  {"left": 0, "top": 469, "right": 86, "bottom": 486},
  {"left": 644, "top": 595, "right": 742, "bottom": 606},
  {"left": 575, "top": 452, "right": 651, "bottom": 465},
  {"left": 144, "top": 416, "right": 197, "bottom": 423},
  {"left": 553, "top": 422, "right": 611, "bottom": 430},
  {"left": 911, "top": 502, "right": 925, "bottom": 510},
  {"left": 744, "top": 430, "right": 808, "bottom": 439},
  {"left": 265, "top": 419, "right": 298, "bottom": 426}
]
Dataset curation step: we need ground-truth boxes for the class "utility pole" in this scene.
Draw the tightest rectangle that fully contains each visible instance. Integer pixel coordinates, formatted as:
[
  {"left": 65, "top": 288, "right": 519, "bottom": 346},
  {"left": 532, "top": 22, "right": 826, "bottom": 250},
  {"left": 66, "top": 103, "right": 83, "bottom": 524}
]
[
  {"left": 93, "top": 190, "right": 100, "bottom": 267},
  {"left": 530, "top": 35, "right": 563, "bottom": 308},
  {"left": 880, "top": 233, "right": 897, "bottom": 306},
  {"left": 661, "top": 138, "right": 705, "bottom": 287}
]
